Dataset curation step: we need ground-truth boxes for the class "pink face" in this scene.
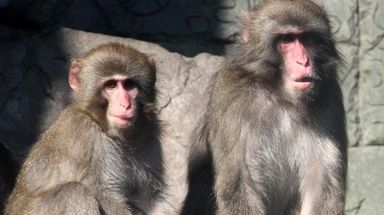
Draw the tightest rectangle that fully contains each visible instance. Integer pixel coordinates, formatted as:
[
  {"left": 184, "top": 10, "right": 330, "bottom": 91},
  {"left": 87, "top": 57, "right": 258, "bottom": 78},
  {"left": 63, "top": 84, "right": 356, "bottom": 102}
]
[
  {"left": 278, "top": 33, "right": 313, "bottom": 93},
  {"left": 102, "top": 74, "right": 139, "bottom": 128}
]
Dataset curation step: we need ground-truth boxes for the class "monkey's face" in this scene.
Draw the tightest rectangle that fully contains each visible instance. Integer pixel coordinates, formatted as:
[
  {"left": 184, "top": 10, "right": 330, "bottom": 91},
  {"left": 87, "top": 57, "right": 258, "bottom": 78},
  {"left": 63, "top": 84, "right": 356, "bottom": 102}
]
[
  {"left": 239, "top": 0, "right": 341, "bottom": 102},
  {"left": 274, "top": 29, "right": 340, "bottom": 101},
  {"left": 275, "top": 31, "right": 319, "bottom": 98},
  {"left": 101, "top": 74, "right": 139, "bottom": 129},
  {"left": 68, "top": 43, "right": 158, "bottom": 134}
]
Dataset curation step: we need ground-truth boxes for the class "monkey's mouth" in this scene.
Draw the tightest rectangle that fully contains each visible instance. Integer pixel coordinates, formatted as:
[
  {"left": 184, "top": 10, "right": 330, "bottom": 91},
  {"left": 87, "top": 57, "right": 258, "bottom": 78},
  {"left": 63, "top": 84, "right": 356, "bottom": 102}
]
[
  {"left": 108, "top": 114, "right": 134, "bottom": 127},
  {"left": 295, "top": 76, "right": 314, "bottom": 83},
  {"left": 293, "top": 76, "right": 314, "bottom": 91}
]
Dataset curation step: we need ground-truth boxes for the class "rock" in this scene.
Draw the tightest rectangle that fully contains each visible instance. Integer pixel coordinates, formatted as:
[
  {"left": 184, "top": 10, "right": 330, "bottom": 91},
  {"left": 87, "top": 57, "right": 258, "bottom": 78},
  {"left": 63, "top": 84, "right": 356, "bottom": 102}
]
[
  {"left": 358, "top": 0, "right": 384, "bottom": 146},
  {"left": 319, "top": 0, "right": 360, "bottom": 146},
  {"left": 0, "top": 0, "right": 72, "bottom": 29},
  {"left": 346, "top": 147, "right": 384, "bottom": 215}
]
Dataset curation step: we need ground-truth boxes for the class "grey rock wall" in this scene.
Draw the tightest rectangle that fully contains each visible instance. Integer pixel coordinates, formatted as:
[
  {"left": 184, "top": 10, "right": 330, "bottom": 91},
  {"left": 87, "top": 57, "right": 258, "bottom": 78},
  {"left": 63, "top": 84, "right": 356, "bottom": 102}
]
[
  {"left": 0, "top": 0, "right": 383, "bottom": 214},
  {"left": 347, "top": 147, "right": 384, "bottom": 215},
  {"left": 359, "top": 0, "right": 384, "bottom": 146}
]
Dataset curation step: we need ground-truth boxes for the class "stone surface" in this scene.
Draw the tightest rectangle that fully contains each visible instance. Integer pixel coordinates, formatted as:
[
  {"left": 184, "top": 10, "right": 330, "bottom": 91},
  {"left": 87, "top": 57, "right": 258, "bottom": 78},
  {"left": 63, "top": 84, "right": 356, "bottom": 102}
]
[
  {"left": 0, "top": 27, "right": 71, "bottom": 159},
  {"left": 359, "top": 0, "right": 384, "bottom": 146},
  {"left": 346, "top": 147, "right": 384, "bottom": 215},
  {"left": 316, "top": 0, "right": 361, "bottom": 146},
  {"left": 0, "top": 0, "right": 72, "bottom": 29}
]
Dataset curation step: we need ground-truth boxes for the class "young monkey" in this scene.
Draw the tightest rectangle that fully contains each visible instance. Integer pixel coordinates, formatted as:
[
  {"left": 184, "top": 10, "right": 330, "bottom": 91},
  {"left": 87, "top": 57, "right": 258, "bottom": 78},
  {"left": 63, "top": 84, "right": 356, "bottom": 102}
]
[{"left": 6, "top": 43, "right": 165, "bottom": 215}]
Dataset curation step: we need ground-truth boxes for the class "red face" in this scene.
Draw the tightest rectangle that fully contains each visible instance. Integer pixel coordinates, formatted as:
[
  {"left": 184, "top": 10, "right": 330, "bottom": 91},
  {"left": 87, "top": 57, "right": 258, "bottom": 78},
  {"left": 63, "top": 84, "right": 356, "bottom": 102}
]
[
  {"left": 102, "top": 74, "right": 139, "bottom": 128},
  {"left": 278, "top": 33, "right": 313, "bottom": 94}
]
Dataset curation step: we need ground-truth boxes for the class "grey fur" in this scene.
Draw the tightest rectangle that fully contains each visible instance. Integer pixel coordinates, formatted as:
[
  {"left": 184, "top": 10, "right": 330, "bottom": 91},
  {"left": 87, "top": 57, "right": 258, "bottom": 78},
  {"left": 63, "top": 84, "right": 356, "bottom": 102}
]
[{"left": 181, "top": 0, "right": 347, "bottom": 214}]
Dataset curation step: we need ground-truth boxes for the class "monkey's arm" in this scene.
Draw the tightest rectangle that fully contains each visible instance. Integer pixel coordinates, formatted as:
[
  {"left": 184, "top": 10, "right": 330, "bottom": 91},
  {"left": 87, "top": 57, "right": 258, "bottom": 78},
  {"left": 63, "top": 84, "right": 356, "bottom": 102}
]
[
  {"left": 181, "top": 117, "right": 217, "bottom": 215},
  {"left": 5, "top": 108, "right": 101, "bottom": 215},
  {"left": 21, "top": 108, "right": 97, "bottom": 191},
  {"left": 207, "top": 71, "right": 268, "bottom": 214}
]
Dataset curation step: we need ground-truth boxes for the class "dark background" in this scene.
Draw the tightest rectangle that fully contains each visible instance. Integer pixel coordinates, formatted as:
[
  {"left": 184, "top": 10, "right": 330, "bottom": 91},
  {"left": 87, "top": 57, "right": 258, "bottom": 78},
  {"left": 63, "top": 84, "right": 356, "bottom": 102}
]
[{"left": 0, "top": 0, "right": 248, "bottom": 56}]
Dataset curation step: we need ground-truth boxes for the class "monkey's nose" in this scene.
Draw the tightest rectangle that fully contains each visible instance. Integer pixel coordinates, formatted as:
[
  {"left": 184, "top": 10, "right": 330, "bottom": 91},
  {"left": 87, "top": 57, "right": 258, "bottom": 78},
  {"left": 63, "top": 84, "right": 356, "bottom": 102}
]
[
  {"left": 296, "top": 59, "right": 310, "bottom": 67},
  {"left": 119, "top": 102, "right": 131, "bottom": 110}
]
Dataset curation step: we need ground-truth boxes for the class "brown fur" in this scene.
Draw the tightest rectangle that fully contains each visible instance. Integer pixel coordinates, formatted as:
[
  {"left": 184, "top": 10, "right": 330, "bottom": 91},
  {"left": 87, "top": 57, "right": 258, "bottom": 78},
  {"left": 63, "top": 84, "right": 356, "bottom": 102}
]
[{"left": 5, "top": 43, "right": 164, "bottom": 215}]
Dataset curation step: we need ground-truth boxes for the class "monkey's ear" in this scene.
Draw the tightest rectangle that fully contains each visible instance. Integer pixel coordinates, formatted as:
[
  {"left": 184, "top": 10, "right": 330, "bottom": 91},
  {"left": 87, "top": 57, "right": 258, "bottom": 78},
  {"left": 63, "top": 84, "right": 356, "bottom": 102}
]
[
  {"left": 145, "top": 54, "right": 155, "bottom": 65},
  {"left": 241, "top": 12, "right": 252, "bottom": 43},
  {"left": 68, "top": 60, "right": 81, "bottom": 91},
  {"left": 242, "top": 30, "right": 250, "bottom": 43},
  {"left": 145, "top": 54, "right": 156, "bottom": 69}
]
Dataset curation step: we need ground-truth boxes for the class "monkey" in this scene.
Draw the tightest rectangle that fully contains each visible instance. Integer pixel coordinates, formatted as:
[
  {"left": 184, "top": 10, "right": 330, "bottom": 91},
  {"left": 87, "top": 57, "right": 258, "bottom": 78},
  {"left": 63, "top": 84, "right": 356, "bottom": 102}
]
[
  {"left": 5, "top": 43, "right": 165, "bottom": 215},
  {"left": 181, "top": 0, "right": 347, "bottom": 214}
]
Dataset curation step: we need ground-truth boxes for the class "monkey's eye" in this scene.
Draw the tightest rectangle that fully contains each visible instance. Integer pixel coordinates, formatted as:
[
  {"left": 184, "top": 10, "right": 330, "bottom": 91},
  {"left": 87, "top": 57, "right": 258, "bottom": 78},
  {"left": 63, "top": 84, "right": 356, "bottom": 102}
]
[
  {"left": 300, "top": 32, "right": 325, "bottom": 46},
  {"left": 104, "top": 80, "right": 118, "bottom": 89},
  {"left": 279, "top": 34, "right": 296, "bottom": 44},
  {"left": 123, "top": 79, "right": 137, "bottom": 90}
]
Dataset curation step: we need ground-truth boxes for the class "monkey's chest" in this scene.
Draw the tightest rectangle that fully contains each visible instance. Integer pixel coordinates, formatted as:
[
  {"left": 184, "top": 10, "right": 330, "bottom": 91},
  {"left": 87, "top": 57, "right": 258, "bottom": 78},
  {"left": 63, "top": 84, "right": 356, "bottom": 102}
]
[
  {"left": 99, "top": 154, "right": 164, "bottom": 213},
  {"left": 245, "top": 128, "right": 323, "bottom": 202}
]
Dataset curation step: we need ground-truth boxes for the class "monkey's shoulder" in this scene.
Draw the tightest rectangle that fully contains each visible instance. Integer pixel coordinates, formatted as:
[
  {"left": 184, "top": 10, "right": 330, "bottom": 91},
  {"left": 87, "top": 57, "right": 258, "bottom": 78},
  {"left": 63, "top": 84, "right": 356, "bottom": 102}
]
[
  {"left": 215, "top": 68, "right": 250, "bottom": 88},
  {"left": 32, "top": 106, "right": 103, "bottom": 157},
  {"left": 215, "top": 67, "right": 274, "bottom": 92},
  {"left": 16, "top": 108, "right": 101, "bottom": 192},
  {"left": 209, "top": 68, "right": 277, "bottom": 110},
  {"left": 45, "top": 106, "right": 103, "bottom": 135}
]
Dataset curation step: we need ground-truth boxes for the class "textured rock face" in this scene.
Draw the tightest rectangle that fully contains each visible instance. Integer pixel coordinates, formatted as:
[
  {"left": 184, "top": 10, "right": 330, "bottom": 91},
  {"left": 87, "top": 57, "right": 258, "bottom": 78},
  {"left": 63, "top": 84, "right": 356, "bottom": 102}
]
[
  {"left": 0, "top": 0, "right": 384, "bottom": 214},
  {"left": 346, "top": 147, "right": 384, "bottom": 215},
  {"left": 358, "top": 0, "right": 384, "bottom": 146}
]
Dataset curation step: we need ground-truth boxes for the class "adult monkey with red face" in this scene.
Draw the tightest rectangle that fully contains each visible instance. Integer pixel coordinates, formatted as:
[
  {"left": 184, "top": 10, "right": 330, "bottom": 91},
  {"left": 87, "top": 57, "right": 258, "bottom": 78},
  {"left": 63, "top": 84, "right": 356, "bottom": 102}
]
[
  {"left": 181, "top": 0, "right": 347, "bottom": 214},
  {"left": 6, "top": 43, "right": 164, "bottom": 215}
]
